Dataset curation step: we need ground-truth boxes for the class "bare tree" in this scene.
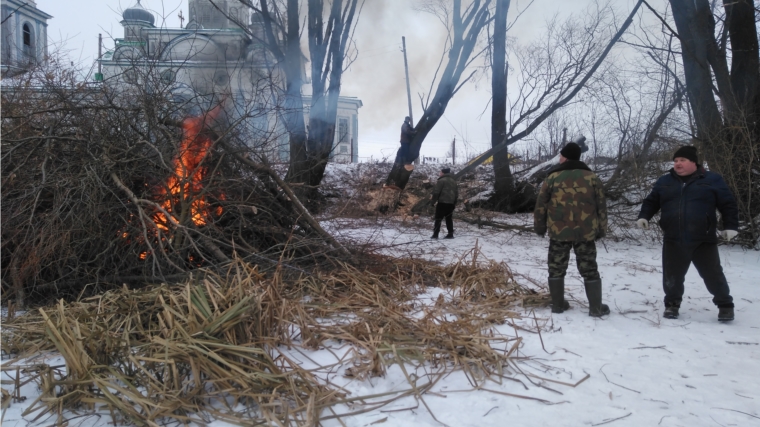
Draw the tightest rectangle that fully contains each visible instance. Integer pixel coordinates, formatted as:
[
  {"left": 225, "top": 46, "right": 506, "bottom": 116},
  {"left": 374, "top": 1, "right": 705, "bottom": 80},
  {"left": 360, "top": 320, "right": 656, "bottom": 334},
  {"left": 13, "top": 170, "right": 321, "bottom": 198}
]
[
  {"left": 213, "top": 0, "right": 308, "bottom": 177},
  {"left": 216, "top": 0, "right": 363, "bottom": 204},
  {"left": 454, "top": 0, "right": 645, "bottom": 184},
  {"left": 662, "top": 0, "right": 760, "bottom": 245},
  {"left": 597, "top": 34, "right": 687, "bottom": 196},
  {"left": 296, "top": 0, "right": 362, "bottom": 195},
  {"left": 385, "top": 0, "right": 493, "bottom": 190}
]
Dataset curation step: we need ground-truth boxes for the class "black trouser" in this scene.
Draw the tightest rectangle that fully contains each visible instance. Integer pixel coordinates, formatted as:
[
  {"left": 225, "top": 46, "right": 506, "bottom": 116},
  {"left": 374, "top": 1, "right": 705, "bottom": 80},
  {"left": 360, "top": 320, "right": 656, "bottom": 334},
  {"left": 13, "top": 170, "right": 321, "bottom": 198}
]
[
  {"left": 433, "top": 202, "right": 455, "bottom": 236},
  {"left": 662, "top": 241, "right": 733, "bottom": 307}
]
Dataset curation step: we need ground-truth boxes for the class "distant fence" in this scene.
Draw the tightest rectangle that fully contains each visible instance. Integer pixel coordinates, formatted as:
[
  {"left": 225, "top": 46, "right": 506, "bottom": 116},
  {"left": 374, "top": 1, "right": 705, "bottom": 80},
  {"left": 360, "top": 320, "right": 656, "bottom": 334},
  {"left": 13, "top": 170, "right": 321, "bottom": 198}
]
[{"left": 421, "top": 157, "right": 454, "bottom": 164}]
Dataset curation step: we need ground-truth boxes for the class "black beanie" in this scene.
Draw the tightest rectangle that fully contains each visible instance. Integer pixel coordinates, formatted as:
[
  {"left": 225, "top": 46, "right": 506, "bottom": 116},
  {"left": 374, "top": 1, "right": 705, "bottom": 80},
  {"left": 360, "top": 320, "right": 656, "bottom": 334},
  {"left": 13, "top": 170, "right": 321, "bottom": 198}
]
[
  {"left": 560, "top": 142, "right": 582, "bottom": 161},
  {"left": 441, "top": 167, "right": 451, "bottom": 174},
  {"left": 673, "top": 145, "right": 698, "bottom": 164}
]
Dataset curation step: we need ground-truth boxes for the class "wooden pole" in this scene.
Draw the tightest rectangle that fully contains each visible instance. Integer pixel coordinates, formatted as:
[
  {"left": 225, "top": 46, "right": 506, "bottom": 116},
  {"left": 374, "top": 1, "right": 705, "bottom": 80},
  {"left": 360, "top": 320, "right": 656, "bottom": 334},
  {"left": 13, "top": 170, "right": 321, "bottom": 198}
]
[
  {"left": 452, "top": 136, "right": 456, "bottom": 165},
  {"left": 402, "top": 36, "right": 413, "bottom": 123},
  {"left": 402, "top": 36, "right": 418, "bottom": 165}
]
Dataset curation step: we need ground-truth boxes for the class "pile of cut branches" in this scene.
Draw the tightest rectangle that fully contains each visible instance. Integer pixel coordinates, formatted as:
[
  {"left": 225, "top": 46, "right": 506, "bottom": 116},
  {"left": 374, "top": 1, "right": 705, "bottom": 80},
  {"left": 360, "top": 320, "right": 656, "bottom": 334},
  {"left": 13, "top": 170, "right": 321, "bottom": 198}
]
[
  {"left": 2, "top": 249, "right": 550, "bottom": 426},
  {"left": 1, "top": 64, "right": 346, "bottom": 307}
]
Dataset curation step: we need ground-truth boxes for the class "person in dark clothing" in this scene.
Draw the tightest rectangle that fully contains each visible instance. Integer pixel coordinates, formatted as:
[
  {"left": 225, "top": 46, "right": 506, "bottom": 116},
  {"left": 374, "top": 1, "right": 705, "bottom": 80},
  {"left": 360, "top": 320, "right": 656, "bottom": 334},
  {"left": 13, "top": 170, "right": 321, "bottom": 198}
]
[
  {"left": 637, "top": 145, "right": 739, "bottom": 321},
  {"left": 431, "top": 167, "right": 458, "bottom": 239},
  {"left": 397, "top": 116, "right": 416, "bottom": 165},
  {"left": 534, "top": 142, "right": 609, "bottom": 317},
  {"left": 384, "top": 117, "right": 417, "bottom": 189}
]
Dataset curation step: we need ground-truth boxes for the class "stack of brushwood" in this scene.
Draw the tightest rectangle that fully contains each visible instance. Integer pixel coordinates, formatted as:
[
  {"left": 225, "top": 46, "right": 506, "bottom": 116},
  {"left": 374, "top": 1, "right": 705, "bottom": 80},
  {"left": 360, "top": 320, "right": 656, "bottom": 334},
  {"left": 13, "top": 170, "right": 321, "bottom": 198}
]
[
  {"left": 1, "top": 68, "right": 347, "bottom": 307},
  {"left": 2, "top": 249, "right": 551, "bottom": 426}
]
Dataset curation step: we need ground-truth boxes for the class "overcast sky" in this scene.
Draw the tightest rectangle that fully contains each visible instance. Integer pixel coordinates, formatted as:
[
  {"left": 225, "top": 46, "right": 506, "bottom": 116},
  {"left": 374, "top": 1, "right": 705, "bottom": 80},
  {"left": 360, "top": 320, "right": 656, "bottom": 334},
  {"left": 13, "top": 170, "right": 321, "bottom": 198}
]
[{"left": 37, "top": 0, "right": 660, "bottom": 162}]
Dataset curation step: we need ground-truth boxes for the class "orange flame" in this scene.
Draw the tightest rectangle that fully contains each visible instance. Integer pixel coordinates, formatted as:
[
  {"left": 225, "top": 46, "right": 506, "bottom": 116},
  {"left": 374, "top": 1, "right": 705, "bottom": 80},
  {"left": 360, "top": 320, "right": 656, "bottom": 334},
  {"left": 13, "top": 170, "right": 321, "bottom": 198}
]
[
  {"left": 155, "top": 106, "right": 224, "bottom": 230},
  {"left": 119, "top": 106, "right": 225, "bottom": 261}
]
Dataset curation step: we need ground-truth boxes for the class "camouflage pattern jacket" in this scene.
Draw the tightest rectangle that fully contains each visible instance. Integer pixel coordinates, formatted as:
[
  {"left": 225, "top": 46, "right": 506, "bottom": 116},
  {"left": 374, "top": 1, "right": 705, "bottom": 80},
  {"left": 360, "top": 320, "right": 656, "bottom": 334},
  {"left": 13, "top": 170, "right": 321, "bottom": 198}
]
[
  {"left": 534, "top": 160, "right": 607, "bottom": 242},
  {"left": 432, "top": 173, "right": 458, "bottom": 205}
]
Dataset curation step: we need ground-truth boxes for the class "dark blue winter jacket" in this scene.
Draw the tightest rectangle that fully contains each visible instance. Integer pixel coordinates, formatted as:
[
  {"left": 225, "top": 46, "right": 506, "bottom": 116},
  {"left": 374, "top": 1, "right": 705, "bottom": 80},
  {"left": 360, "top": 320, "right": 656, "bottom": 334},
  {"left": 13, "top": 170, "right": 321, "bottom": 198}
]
[{"left": 638, "top": 168, "right": 739, "bottom": 243}]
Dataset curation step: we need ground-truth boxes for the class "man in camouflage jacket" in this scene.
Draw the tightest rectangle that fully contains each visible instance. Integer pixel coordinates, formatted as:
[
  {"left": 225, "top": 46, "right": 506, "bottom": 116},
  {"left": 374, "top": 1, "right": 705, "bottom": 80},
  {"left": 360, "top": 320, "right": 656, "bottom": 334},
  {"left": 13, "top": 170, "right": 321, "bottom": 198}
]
[
  {"left": 534, "top": 142, "right": 610, "bottom": 317},
  {"left": 431, "top": 167, "right": 458, "bottom": 239}
]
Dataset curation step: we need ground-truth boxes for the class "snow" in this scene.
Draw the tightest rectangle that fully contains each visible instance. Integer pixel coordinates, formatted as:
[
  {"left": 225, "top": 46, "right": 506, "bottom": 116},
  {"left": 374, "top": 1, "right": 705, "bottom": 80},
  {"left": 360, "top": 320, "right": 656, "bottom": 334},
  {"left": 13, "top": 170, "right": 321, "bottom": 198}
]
[{"left": 3, "top": 216, "right": 760, "bottom": 426}]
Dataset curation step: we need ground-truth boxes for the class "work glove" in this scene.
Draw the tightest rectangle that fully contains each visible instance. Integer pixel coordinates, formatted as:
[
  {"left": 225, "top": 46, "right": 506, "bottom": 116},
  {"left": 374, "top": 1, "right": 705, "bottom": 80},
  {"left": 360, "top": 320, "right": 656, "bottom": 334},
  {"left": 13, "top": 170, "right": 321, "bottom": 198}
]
[
  {"left": 636, "top": 218, "right": 649, "bottom": 230},
  {"left": 595, "top": 230, "right": 606, "bottom": 241},
  {"left": 721, "top": 230, "right": 738, "bottom": 241}
]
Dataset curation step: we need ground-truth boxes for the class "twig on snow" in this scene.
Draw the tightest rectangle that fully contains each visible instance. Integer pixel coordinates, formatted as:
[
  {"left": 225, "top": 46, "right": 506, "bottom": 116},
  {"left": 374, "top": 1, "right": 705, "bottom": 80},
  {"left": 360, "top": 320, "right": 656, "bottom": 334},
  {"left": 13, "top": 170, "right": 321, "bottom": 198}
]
[
  {"left": 591, "top": 412, "right": 632, "bottom": 426},
  {"left": 531, "top": 309, "right": 554, "bottom": 355},
  {"left": 599, "top": 365, "right": 641, "bottom": 394},
  {"left": 629, "top": 345, "right": 673, "bottom": 353},
  {"left": 483, "top": 406, "right": 498, "bottom": 417},
  {"left": 711, "top": 407, "right": 760, "bottom": 420}
]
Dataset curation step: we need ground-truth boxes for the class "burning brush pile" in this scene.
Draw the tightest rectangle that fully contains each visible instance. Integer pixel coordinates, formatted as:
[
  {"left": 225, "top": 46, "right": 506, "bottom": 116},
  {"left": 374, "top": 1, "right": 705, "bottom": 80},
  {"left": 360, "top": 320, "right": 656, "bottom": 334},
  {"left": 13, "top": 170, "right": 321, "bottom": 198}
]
[
  {"left": 2, "top": 249, "right": 550, "bottom": 425},
  {"left": 1, "top": 85, "right": 344, "bottom": 306}
]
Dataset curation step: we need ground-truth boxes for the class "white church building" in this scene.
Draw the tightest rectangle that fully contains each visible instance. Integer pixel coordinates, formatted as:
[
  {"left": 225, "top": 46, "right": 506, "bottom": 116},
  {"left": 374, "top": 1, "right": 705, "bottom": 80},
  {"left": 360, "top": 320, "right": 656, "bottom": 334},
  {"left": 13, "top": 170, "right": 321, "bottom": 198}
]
[
  {"left": 0, "top": 0, "right": 51, "bottom": 77},
  {"left": 99, "top": 0, "right": 361, "bottom": 163}
]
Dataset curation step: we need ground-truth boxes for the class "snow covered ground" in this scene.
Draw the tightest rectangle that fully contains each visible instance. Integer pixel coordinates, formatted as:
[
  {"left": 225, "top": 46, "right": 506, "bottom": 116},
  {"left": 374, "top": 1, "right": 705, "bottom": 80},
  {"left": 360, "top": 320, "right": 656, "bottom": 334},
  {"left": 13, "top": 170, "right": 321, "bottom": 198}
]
[
  {"left": 321, "top": 216, "right": 760, "bottom": 427},
  {"left": 3, "top": 216, "right": 759, "bottom": 427}
]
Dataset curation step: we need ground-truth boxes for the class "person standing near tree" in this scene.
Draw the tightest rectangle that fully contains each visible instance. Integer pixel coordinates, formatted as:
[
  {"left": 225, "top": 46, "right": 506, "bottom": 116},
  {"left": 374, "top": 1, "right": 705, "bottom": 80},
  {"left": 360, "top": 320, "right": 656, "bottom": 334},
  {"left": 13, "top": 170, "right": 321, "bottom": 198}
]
[
  {"left": 534, "top": 142, "right": 610, "bottom": 317},
  {"left": 431, "top": 167, "right": 458, "bottom": 239},
  {"left": 636, "top": 145, "right": 739, "bottom": 321}
]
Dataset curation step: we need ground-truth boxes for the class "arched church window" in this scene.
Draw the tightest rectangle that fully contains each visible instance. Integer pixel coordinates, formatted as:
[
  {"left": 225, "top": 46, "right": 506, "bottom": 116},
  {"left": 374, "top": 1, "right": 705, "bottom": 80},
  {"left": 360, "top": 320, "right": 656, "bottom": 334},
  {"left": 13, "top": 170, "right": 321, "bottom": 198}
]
[
  {"left": 23, "top": 24, "right": 31, "bottom": 47},
  {"left": 22, "top": 23, "right": 35, "bottom": 54},
  {"left": 229, "top": 7, "right": 239, "bottom": 22},
  {"left": 22, "top": 23, "right": 35, "bottom": 59}
]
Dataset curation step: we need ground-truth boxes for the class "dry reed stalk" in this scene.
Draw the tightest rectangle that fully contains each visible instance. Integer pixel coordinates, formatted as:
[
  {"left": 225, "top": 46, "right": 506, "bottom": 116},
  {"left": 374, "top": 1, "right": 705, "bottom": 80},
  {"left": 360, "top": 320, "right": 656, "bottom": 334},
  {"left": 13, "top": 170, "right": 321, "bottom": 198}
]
[
  {"left": 1, "top": 386, "right": 10, "bottom": 423},
  {"left": 1, "top": 251, "right": 551, "bottom": 425}
]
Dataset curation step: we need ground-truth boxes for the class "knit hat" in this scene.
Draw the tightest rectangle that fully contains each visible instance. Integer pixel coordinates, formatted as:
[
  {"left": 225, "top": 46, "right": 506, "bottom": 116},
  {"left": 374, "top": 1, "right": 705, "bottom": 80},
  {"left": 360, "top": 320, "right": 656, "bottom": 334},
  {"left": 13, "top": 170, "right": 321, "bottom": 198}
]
[
  {"left": 441, "top": 167, "right": 451, "bottom": 174},
  {"left": 560, "top": 142, "right": 582, "bottom": 161},
  {"left": 673, "top": 145, "right": 698, "bottom": 163}
]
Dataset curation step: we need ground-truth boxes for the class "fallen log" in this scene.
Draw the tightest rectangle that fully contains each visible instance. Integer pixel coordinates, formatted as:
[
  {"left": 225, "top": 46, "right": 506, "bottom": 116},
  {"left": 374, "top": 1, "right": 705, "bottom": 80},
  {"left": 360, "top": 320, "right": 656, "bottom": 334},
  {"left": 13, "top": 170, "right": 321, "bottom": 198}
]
[{"left": 458, "top": 214, "right": 535, "bottom": 233}]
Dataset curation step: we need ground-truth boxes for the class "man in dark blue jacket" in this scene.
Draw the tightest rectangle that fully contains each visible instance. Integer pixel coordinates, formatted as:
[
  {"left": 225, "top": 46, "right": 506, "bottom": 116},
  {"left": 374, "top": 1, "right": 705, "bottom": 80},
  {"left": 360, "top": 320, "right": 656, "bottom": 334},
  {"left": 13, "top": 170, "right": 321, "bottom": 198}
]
[{"left": 637, "top": 146, "right": 739, "bottom": 321}]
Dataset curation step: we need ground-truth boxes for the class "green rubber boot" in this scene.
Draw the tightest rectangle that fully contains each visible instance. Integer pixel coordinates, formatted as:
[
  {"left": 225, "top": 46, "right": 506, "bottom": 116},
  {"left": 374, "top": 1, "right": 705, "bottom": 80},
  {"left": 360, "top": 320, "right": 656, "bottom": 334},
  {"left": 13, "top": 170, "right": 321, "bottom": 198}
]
[
  {"left": 584, "top": 279, "right": 610, "bottom": 317},
  {"left": 548, "top": 277, "right": 571, "bottom": 314}
]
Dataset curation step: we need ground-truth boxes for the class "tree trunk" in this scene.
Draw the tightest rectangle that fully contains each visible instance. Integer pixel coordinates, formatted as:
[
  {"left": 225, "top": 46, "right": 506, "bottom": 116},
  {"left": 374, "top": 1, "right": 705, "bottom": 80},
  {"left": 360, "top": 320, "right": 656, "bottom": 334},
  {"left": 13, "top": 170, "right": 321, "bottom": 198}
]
[
  {"left": 490, "top": 0, "right": 512, "bottom": 209},
  {"left": 669, "top": 0, "right": 724, "bottom": 147},
  {"left": 280, "top": 0, "right": 308, "bottom": 183},
  {"left": 669, "top": 0, "right": 760, "bottom": 245},
  {"left": 725, "top": 0, "right": 759, "bottom": 112}
]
